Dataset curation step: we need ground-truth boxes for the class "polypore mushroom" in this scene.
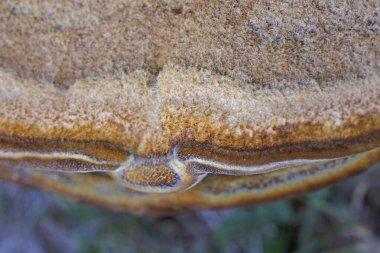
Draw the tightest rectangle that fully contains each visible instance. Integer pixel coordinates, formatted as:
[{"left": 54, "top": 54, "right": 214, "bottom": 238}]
[{"left": 0, "top": 1, "right": 379, "bottom": 215}]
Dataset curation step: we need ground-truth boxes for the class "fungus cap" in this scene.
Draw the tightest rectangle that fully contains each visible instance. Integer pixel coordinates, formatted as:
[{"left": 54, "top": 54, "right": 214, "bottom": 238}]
[{"left": 0, "top": 0, "right": 379, "bottom": 214}]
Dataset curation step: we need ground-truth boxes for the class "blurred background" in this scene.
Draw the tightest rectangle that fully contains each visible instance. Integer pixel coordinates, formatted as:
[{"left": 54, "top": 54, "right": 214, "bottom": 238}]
[{"left": 0, "top": 163, "right": 379, "bottom": 253}]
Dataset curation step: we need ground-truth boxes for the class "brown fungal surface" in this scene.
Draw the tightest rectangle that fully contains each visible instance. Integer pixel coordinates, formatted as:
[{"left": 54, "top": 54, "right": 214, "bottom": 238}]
[{"left": 0, "top": 0, "right": 379, "bottom": 214}]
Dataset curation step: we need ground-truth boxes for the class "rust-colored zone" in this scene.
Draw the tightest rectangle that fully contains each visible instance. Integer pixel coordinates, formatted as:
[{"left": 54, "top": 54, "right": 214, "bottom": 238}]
[
  {"left": 0, "top": 125, "right": 378, "bottom": 168},
  {"left": 166, "top": 110, "right": 380, "bottom": 158},
  {"left": 178, "top": 130, "right": 380, "bottom": 166},
  {"left": 0, "top": 134, "right": 129, "bottom": 163}
]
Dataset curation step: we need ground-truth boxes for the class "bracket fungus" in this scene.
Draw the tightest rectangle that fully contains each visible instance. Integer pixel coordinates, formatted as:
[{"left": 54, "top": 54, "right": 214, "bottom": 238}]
[{"left": 0, "top": 1, "right": 379, "bottom": 215}]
